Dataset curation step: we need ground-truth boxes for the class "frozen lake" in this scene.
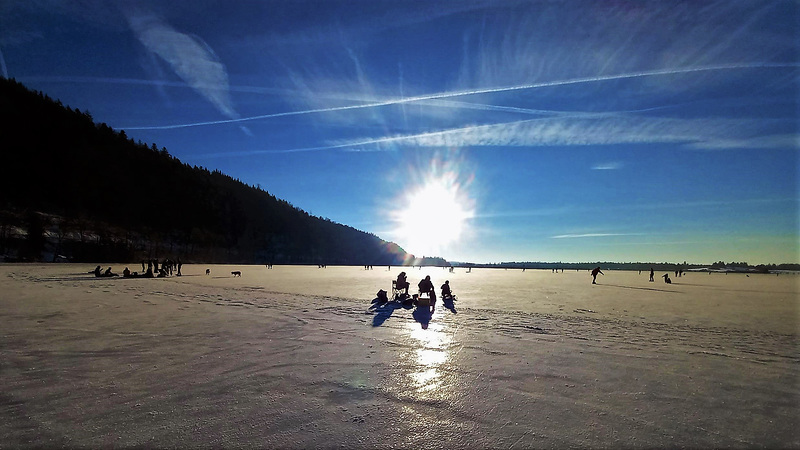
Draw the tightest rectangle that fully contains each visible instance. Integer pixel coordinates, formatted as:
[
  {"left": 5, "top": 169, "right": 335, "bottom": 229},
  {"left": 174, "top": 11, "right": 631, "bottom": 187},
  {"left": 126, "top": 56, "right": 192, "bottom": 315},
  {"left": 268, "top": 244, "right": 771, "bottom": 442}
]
[
  {"left": 158, "top": 264, "right": 797, "bottom": 334},
  {"left": 2, "top": 263, "right": 798, "bottom": 448}
]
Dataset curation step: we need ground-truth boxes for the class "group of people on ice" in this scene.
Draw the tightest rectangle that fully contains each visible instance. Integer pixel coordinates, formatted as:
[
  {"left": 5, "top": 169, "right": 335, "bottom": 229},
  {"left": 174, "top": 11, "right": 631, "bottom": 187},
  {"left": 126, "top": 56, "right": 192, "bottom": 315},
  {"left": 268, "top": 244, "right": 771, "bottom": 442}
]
[
  {"left": 90, "top": 258, "right": 182, "bottom": 279},
  {"left": 376, "top": 271, "right": 455, "bottom": 311}
]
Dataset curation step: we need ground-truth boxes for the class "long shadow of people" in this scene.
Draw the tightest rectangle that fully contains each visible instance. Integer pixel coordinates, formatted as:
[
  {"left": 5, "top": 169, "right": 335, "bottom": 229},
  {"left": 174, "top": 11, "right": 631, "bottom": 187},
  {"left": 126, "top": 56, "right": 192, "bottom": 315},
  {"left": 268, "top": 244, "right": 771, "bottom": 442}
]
[
  {"left": 412, "top": 306, "right": 432, "bottom": 329},
  {"left": 372, "top": 301, "right": 401, "bottom": 327},
  {"left": 442, "top": 296, "right": 457, "bottom": 314}
]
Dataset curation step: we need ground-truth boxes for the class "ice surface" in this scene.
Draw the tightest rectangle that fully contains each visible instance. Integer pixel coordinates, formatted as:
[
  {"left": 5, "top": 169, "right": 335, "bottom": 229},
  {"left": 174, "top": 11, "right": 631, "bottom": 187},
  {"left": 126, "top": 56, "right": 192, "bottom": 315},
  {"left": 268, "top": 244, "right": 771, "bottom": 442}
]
[{"left": 0, "top": 264, "right": 797, "bottom": 448}]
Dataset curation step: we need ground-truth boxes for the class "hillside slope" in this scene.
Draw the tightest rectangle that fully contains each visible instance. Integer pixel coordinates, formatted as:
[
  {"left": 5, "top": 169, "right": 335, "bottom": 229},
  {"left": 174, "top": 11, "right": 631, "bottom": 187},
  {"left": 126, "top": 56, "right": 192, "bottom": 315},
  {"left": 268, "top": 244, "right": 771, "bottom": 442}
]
[{"left": 0, "top": 78, "right": 411, "bottom": 265}]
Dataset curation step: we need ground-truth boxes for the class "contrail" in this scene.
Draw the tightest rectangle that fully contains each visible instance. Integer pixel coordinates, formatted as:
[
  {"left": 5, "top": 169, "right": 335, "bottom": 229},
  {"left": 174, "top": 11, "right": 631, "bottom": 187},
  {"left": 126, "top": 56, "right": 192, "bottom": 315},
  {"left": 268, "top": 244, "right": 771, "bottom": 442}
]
[
  {"left": 474, "top": 197, "right": 798, "bottom": 222},
  {"left": 194, "top": 118, "right": 524, "bottom": 159},
  {"left": 21, "top": 75, "right": 189, "bottom": 88},
  {"left": 419, "top": 99, "right": 689, "bottom": 117},
  {"left": 551, "top": 233, "right": 643, "bottom": 239},
  {"left": 17, "top": 75, "right": 289, "bottom": 95},
  {"left": 194, "top": 101, "right": 764, "bottom": 158},
  {"left": 124, "top": 62, "right": 799, "bottom": 130}
]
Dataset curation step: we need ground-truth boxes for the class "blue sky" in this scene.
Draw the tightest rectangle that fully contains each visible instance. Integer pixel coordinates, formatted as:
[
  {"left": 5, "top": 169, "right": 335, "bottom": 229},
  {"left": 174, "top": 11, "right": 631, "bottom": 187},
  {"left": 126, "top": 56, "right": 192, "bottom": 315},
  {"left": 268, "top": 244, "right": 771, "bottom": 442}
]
[{"left": 2, "top": 0, "right": 798, "bottom": 264}]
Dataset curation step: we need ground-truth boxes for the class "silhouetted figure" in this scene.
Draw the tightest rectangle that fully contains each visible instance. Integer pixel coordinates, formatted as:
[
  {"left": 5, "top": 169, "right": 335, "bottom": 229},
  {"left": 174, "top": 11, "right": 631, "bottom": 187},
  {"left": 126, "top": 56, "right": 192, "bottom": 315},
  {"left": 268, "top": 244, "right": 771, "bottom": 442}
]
[
  {"left": 206, "top": 268, "right": 211, "bottom": 275},
  {"left": 591, "top": 267, "right": 604, "bottom": 284},
  {"left": 177, "top": 259, "right": 182, "bottom": 276},
  {"left": 418, "top": 275, "right": 436, "bottom": 305},
  {"left": 123, "top": 267, "right": 131, "bottom": 277},
  {"left": 418, "top": 275, "right": 434, "bottom": 294},
  {"left": 663, "top": 273, "right": 672, "bottom": 284},
  {"left": 395, "top": 271, "right": 410, "bottom": 295},
  {"left": 649, "top": 268, "right": 655, "bottom": 282},
  {"left": 442, "top": 289, "right": 458, "bottom": 314},
  {"left": 91, "top": 265, "right": 102, "bottom": 277},
  {"left": 103, "top": 267, "right": 118, "bottom": 277},
  {"left": 441, "top": 280, "right": 453, "bottom": 299}
]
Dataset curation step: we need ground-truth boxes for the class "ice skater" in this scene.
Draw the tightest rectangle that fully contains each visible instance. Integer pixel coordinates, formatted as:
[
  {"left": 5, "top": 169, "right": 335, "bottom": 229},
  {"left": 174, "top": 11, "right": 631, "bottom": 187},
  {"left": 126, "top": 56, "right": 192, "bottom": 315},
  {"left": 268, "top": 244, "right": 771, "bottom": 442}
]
[{"left": 591, "top": 266, "right": 604, "bottom": 284}]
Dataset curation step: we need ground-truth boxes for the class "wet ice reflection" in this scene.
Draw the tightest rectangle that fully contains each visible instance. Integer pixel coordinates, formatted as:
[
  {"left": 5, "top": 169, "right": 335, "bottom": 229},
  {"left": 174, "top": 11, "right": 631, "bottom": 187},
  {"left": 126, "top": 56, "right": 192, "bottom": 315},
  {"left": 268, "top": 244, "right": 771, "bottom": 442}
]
[
  {"left": 406, "top": 321, "right": 452, "bottom": 394},
  {"left": 410, "top": 368, "right": 439, "bottom": 391},
  {"left": 416, "top": 348, "right": 447, "bottom": 366}
]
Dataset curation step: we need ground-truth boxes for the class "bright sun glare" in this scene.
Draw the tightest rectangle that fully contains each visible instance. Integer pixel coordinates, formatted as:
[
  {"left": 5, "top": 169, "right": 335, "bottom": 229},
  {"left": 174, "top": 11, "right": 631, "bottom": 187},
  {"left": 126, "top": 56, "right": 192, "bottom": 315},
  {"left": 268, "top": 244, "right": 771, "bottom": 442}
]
[{"left": 392, "top": 163, "right": 474, "bottom": 257}]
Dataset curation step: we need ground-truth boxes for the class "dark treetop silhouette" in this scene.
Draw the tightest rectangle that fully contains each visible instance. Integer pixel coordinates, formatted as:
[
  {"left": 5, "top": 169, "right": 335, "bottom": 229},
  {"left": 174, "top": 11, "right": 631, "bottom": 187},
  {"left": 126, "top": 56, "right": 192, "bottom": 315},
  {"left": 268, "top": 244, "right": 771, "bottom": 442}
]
[{"left": 0, "top": 78, "right": 410, "bottom": 265}]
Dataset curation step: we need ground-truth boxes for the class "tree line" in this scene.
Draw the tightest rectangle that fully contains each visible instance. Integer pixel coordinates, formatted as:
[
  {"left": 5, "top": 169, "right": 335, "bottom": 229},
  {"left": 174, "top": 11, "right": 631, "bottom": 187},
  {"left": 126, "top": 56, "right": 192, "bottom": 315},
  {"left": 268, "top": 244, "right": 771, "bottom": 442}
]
[{"left": 0, "top": 78, "right": 411, "bottom": 265}]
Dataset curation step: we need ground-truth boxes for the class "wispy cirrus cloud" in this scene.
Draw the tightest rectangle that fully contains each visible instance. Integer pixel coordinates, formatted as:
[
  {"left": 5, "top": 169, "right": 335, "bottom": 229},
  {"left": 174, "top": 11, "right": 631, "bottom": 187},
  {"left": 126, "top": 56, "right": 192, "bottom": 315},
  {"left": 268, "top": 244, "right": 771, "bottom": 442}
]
[
  {"left": 193, "top": 112, "right": 795, "bottom": 159},
  {"left": 122, "top": 6, "right": 239, "bottom": 121},
  {"left": 592, "top": 162, "right": 624, "bottom": 170},
  {"left": 333, "top": 115, "right": 789, "bottom": 151},
  {"left": 460, "top": 1, "right": 794, "bottom": 92},
  {"left": 686, "top": 134, "right": 800, "bottom": 150}
]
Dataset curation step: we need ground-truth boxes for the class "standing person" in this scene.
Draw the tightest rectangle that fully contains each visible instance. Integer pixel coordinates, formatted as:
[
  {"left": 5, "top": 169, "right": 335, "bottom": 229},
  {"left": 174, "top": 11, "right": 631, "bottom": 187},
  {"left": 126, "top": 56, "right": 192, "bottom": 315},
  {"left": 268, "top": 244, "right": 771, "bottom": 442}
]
[
  {"left": 591, "top": 266, "right": 604, "bottom": 284},
  {"left": 649, "top": 267, "right": 655, "bottom": 282}
]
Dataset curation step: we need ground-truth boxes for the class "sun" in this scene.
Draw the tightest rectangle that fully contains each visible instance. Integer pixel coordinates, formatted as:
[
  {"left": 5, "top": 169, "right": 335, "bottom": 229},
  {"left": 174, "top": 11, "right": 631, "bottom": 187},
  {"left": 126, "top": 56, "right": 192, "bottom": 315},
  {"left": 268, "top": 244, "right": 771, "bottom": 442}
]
[{"left": 393, "top": 176, "right": 473, "bottom": 257}]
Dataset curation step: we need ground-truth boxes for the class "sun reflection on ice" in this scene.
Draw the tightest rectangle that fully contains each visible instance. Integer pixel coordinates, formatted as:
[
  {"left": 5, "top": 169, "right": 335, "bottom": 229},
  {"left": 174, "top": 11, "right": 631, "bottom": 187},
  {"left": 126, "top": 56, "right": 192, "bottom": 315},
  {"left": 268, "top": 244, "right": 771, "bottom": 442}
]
[{"left": 406, "top": 321, "right": 452, "bottom": 394}]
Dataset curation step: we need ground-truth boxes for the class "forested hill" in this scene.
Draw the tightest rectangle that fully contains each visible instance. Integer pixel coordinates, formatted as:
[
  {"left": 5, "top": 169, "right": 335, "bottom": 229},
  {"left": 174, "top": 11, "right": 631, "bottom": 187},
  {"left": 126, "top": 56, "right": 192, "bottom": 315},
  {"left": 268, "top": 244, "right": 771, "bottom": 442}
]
[{"left": 0, "top": 77, "right": 413, "bottom": 265}]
